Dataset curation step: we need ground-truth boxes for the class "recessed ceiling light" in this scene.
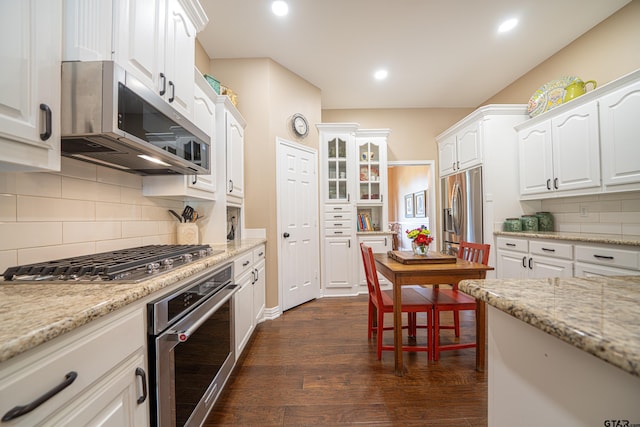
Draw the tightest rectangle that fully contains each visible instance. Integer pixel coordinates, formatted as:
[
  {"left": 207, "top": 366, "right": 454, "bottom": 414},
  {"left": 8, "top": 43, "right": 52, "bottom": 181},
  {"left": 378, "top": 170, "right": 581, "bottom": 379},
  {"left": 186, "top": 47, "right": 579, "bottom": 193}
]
[
  {"left": 272, "top": 1, "right": 289, "bottom": 16},
  {"left": 374, "top": 69, "right": 388, "bottom": 80},
  {"left": 498, "top": 18, "right": 518, "bottom": 33}
]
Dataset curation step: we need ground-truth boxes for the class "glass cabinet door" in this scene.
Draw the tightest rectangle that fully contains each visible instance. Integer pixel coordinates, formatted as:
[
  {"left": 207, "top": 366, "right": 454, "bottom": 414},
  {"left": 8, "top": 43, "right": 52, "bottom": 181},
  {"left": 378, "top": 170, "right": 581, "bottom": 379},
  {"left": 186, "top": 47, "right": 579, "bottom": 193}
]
[
  {"left": 327, "top": 137, "right": 349, "bottom": 201},
  {"left": 357, "top": 140, "right": 381, "bottom": 202}
]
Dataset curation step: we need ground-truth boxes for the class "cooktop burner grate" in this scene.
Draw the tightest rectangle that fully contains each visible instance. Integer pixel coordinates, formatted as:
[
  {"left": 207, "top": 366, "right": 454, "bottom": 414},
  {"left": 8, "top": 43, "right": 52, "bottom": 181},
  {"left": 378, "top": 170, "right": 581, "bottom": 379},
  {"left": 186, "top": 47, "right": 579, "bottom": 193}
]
[{"left": 2, "top": 244, "right": 215, "bottom": 282}]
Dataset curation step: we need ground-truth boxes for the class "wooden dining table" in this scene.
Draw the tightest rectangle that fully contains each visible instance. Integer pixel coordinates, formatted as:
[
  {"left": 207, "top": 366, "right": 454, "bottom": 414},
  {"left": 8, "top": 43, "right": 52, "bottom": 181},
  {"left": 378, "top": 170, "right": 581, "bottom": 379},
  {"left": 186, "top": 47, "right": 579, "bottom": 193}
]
[{"left": 373, "top": 252, "right": 494, "bottom": 376}]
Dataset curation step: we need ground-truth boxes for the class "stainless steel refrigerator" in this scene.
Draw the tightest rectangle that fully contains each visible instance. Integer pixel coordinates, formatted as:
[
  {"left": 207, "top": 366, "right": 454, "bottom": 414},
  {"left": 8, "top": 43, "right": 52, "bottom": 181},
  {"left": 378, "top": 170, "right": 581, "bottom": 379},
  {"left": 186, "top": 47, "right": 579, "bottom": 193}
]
[{"left": 441, "top": 166, "right": 483, "bottom": 256}]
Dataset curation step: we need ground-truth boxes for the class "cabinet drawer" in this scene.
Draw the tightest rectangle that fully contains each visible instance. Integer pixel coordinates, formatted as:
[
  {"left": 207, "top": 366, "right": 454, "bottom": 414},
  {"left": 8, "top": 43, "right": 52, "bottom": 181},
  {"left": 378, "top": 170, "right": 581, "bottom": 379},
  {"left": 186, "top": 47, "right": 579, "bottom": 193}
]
[
  {"left": 575, "top": 262, "right": 640, "bottom": 277},
  {"left": 253, "top": 244, "right": 266, "bottom": 262},
  {"left": 575, "top": 245, "right": 639, "bottom": 270},
  {"left": 497, "top": 237, "right": 528, "bottom": 253},
  {"left": 325, "top": 228, "right": 352, "bottom": 237},
  {"left": 234, "top": 250, "right": 254, "bottom": 278},
  {"left": 325, "top": 205, "right": 352, "bottom": 214},
  {"left": 0, "top": 308, "right": 144, "bottom": 426},
  {"left": 324, "top": 220, "right": 352, "bottom": 229},
  {"left": 325, "top": 211, "right": 351, "bottom": 221},
  {"left": 530, "top": 240, "right": 573, "bottom": 260}
]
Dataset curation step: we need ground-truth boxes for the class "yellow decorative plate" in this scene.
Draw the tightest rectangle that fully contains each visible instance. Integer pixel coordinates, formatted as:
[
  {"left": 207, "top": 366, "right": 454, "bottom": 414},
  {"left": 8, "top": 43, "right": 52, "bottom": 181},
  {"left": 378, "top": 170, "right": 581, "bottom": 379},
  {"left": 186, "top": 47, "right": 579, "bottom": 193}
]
[{"left": 527, "top": 76, "right": 581, "bottom": 117}]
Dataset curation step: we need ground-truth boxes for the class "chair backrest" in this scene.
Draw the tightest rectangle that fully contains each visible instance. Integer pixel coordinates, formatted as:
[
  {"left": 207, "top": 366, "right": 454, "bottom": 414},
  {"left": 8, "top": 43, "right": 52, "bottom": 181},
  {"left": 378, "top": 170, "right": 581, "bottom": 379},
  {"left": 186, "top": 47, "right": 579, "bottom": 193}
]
[
  {"left": 360, "top": 243, "right": 383, "bottom": 305},
  {"left": 458, "top": 241, "right": 490, "bottom": 265}
]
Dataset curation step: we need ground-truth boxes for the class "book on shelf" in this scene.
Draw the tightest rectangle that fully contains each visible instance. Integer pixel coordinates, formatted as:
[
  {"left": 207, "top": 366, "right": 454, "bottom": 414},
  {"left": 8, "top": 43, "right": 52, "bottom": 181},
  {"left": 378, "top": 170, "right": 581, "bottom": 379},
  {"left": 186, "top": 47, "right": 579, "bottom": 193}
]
[{"left": 358, "top": 213, "right": 374, "bottom": 231}]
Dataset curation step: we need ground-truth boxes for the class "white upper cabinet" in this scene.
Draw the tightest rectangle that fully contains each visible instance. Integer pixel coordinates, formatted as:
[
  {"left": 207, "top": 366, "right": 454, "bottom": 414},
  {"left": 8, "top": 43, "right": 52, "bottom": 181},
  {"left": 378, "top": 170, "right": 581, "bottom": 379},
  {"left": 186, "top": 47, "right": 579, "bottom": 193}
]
[
  {"left": 516, "top": 68, "right": 640, "bottom": 199},
  {"left": 64, "top": 0, "right": 207, "bottom": 119},
  {"left": 438, "top": 121, "right": 481, "bottom": 177},
  {"left": 0, "top": 0, "right": 62, "bottom": 173},
  {"left": 355, "top": 130, "right": 389, "bottom": 205},
  {"left": 215, "top": 97, "right": 246, "bottom": 205},
  {"left": 519, "top": 101, "right": 600, "bottom": 198},
  {"left": 599, "top": 79, "right": 640, "bottom": 189}
]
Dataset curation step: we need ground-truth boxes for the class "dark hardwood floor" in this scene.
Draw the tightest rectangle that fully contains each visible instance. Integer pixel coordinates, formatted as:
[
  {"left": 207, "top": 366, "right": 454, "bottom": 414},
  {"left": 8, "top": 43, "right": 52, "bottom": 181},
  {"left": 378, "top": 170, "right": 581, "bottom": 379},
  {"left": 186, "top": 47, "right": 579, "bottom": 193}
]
[{"left": 205, "top": 295, "right": 487, "bottom": 426}]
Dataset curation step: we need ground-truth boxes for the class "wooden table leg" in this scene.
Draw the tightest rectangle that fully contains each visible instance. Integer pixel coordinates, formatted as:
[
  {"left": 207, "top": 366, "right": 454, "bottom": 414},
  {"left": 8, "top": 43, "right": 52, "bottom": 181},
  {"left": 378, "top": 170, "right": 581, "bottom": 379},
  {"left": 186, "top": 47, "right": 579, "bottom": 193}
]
[
  {"left": 393, "top": 283, "right": 403, "bottom": 376},
  {"left": 476, "top": 300, "right": 486, "bottom": 372}
]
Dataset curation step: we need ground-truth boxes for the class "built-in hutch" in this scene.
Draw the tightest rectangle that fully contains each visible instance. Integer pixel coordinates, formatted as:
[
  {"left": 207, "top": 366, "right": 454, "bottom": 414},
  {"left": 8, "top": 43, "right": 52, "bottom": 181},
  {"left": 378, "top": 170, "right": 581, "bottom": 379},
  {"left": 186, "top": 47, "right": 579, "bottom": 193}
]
[{"left": 317, "top": 124, "right": 393, "bottom": 296}]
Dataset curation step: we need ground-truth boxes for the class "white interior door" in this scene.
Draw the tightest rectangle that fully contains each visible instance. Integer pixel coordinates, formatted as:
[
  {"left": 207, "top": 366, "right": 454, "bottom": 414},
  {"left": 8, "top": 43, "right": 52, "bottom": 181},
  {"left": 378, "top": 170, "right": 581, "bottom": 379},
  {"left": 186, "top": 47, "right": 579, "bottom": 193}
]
[{"left": 277, "top": 138, "right": 320, "bottom": 311}]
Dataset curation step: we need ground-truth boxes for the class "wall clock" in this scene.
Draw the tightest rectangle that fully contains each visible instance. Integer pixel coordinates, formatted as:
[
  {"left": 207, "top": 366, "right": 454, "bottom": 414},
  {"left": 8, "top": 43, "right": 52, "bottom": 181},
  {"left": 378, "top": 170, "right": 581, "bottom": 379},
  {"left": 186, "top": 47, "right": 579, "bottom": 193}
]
[{"left": 291, "top": 113, "right": 309, "bottom": 138}]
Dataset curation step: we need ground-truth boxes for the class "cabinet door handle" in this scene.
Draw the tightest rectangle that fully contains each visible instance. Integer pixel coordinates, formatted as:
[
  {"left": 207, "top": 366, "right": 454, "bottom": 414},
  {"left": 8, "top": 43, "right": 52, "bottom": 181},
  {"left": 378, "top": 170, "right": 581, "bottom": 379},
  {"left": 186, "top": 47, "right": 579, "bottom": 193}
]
[
  {"left": 251, "top": 269, "right": 256, "bottom": 284},
  {"left": 456, "top": 160, "right": 460, "bottom": 170},
  {"left": 528, "top": 257, "right": 533, "bottom": 269},
  {"left": 228, "top": 180, "right": 233, "bottom": 193},
  {"left": 347, "top": 193, "right": 350, "bottom": 202},
  {"left": 39, "top": 104, "right": 52, "bottom": 141},
  {"left": 348, "top": 239, "right": 351, "bottom": 248},
  {"left": 594, "top": 254, "right": 614, "bottom": 260},
  {"left": 192, "top": 174, "right": 198, "bottom": 185},
  {"left": 541, "top": 248, "right": 555, "bottom": 252},
  {"left": 2, "top": 371, "right": 78, "bottom": 422},
  {"left": 546, "top": 179, "right": 551, "bottom": 190},
  {"left": 553, "top": 178, "right": 558, "bottom": 190},
  {"left": 506, "top": 243, "right": 516, "bottom": 247},
  {"left": 159, "top": 73, "right": 166, "bottom": 96},
  {"left": 283, "top": 232, "right": 290, "bottom": 238},
  {"left": 452, "top": 162, "right": 456, "bottom": 171},
  {"left": 168, "top": 81, "right": 175, "bottom": 103},
  {"left": 385, "top": 237, "right": 388, "bottom": 246},
  {"left": 522, "top": 256, "right": 527, "bottom": 268},
  {"left": 254, "top": 268, "right": 259, "bottom": 283},
  {"left": 135, "top": 368, "right": 147, "bottom": 404}
]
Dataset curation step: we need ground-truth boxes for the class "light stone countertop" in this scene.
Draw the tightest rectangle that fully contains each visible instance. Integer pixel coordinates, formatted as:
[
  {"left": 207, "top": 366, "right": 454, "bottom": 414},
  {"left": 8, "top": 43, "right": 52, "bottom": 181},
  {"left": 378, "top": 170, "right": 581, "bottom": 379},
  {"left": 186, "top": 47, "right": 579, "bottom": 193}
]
[
  {"left": 459, "top": 275, "right": 640, "bottom": 378},
  {"left": 494, "top": 230, "right": 640, "bottom": 247},
  {"left": 0, "top": 239, "right": 266, "bottom": 364}
]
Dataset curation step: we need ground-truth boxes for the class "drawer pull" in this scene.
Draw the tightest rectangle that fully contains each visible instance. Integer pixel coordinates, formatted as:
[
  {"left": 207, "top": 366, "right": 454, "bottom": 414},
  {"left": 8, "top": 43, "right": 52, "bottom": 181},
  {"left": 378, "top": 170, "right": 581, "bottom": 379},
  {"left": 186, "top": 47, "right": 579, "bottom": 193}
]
[
  {"left": 242, "top": 261, "right": 250, "bottom": 267},
  {"left": 594, "top": 254, "right": 614, "bottom": 260},
  {"left": 135, "top": 368, "right": 147, "bottom": 404},
  {"left": 506, "top": 243, "right": 516, "bottom": 247},
  {"left": 541, "top": 248, "right": 556, "bottom": 252},
  {"left": 258, "top": 251, "right": 264, "bottom": 257},
  {"left": 334, "top": 223, "right": 343, "bottom": 226},
  {"left": 2, "top": 371, "right": 78, "bottom": 422},
  {"left": 334, "top": 215, "right": 343, "bottom": 218},
  {"left": 334, "top": 231, "right": 343, "bottom": 235}
]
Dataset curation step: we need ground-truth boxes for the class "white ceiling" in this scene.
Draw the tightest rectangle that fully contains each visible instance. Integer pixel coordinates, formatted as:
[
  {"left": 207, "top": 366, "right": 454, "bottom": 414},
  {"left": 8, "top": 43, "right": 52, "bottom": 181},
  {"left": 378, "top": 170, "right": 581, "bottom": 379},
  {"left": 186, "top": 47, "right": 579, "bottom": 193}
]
[{"left": 197, "top": 0, "right": 630, "bottom": 110}]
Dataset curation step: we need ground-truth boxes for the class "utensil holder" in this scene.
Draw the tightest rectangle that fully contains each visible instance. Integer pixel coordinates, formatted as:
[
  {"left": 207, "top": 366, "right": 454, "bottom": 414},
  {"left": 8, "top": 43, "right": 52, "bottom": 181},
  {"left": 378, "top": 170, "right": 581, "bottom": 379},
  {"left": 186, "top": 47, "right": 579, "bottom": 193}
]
[{"left": 177, "top": 223, "right": 199, "bottom": 245}]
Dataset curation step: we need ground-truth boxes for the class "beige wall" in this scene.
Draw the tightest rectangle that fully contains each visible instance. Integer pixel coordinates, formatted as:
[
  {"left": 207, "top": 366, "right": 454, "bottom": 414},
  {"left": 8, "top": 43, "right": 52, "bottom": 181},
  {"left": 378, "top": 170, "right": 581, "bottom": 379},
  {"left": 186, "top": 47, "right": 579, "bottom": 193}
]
[{"left": 209, "top": 58, "right": 322, "bottom": 308}]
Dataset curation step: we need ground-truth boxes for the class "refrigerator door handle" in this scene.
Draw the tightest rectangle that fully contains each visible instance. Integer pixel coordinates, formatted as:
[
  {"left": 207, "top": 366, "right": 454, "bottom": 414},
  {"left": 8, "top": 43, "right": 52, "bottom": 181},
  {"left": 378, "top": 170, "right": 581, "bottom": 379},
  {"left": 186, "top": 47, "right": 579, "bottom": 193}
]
[{"left": 451, "top": 181, "right": 463, "bottom": 235}]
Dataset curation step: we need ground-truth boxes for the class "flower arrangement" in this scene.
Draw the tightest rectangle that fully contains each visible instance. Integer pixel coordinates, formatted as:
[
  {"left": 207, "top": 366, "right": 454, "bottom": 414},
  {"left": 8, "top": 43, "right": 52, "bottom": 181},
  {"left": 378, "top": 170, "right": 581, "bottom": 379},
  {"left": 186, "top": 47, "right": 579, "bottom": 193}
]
[{"left": 406, "top": 225, "right": 433, "bottom": 256}]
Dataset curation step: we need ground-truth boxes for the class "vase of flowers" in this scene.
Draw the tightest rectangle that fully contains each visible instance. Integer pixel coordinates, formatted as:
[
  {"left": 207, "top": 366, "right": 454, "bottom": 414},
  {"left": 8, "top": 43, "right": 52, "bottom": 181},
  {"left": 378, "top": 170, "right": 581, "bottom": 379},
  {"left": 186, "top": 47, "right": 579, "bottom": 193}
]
[{"left": 406, "top": 225, "right": 434, "bottom": 256}]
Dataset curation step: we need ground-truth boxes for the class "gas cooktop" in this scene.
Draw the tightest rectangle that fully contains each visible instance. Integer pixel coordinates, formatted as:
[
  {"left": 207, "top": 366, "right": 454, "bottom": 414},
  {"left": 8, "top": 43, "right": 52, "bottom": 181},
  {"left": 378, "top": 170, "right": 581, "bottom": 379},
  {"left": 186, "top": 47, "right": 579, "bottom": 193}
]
[{"left": 2, "top": 244, "right": 221, "bottom": 283}]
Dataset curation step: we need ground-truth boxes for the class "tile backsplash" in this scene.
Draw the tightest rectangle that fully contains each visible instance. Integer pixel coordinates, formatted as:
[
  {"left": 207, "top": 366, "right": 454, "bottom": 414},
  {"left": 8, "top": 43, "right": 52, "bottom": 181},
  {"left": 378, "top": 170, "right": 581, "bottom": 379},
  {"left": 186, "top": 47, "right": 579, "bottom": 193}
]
[
  {"left": 0, "top": 158, "right": 183, "bottom": 273},
  {"left": 540, "top": 191, "right": 640, "bottom": 236}
]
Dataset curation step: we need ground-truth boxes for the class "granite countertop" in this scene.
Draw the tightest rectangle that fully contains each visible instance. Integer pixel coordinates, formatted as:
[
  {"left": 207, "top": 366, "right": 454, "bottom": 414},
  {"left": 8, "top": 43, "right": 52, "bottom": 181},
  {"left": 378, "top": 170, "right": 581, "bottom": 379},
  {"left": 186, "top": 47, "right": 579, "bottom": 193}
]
[
  {"left": 0, "top": 239, "right": 266, "bottom": 364},
  {"left": 459, "top": 275, "right": 640, "bottom": 378},
  {"left": 494, "top": 230, "right": 640, "bottom": 247}
]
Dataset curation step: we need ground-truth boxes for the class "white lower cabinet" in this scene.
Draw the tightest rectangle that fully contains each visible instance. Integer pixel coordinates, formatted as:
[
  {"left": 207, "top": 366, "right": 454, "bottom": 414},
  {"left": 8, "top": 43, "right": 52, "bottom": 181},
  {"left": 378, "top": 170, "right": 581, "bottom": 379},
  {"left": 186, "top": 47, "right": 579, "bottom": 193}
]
[
  {"left": 496, "top": 237, "right": 573, "bottom": 279},
  {"left": 357, "top": 234, "right": 393, "bottom": 292},
  {"left": 574, "top": 244, "right": 640, "bottom": 277},
  {"left": 0, "top": 307, "right": 148, "bottom": 426},
  {"left": 233, "top": 245, "right": 266, "bottom": 359}
]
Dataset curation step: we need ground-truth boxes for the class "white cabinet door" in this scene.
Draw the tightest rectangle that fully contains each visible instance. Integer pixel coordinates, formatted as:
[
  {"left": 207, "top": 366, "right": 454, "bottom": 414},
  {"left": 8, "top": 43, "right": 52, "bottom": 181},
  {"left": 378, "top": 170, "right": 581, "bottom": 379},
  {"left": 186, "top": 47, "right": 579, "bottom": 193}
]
[
  {"left": 599, "top": 80, "right": 640, "bottom": 188},
  {"left": 234, "top": 270, "right": 254, "bottom": 358},
  {"left": 0, "top": 0, "right": 61, "bottom": 173},
  {"left": 355, "top": 135, "right": 387, "bottom": 205},
  {"left": 518, "top": 121, "right": 554, "bottom": 196},
  {"left": 456, "top": 121, "right": 482, "bottom": 171},
  {"left": 114, "top": 0, "right": 164, "bottom": 91},
  {"left": 497, "top": 250, "right": 529, "bottom": 279},
  {"left": 253, "top": 258, "right": 266, "bottom": 325},
  {"left": 551, "top": 101, "right": 600, "bottom": 192},
  {"left": 226, "top": 110, "right": 245, "bottom": 201},
  {"left": 530, "top": 257, "right": 573, "bottom": 278},
  {"left": 163, "top": 0, "right": 195, "bottom": 117},
  {"left": 438, "top": 135, "right": 457, "bottom": 176},
  {"left": 323, "top": 237, "right": 354, "bottom": 289}
]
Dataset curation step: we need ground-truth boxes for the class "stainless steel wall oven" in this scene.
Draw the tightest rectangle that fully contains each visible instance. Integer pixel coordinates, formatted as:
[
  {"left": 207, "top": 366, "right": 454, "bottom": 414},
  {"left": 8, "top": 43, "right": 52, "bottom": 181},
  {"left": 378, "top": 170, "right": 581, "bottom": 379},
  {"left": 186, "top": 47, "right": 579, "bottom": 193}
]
[{"left": 148, "top": 263, "right": 237, "bottom": 427}]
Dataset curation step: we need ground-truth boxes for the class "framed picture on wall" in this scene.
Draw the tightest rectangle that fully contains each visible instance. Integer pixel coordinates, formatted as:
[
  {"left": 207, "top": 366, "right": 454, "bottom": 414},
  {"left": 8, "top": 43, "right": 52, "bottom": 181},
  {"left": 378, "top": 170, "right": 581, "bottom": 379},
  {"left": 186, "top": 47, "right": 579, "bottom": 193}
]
[
  {"left": 404, "top": 194, "right": 414, "bottom": 218},
  {"left": 414, "top": 190, "right": 427, "bottom": 218}
]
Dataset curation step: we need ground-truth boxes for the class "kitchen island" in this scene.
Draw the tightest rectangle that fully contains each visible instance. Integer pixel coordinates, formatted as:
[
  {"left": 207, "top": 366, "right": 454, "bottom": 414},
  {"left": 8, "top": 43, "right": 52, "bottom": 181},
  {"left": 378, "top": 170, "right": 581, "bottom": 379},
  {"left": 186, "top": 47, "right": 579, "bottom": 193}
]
[{"left": 460, "top": 276, "right": 640, "bottom": 426}]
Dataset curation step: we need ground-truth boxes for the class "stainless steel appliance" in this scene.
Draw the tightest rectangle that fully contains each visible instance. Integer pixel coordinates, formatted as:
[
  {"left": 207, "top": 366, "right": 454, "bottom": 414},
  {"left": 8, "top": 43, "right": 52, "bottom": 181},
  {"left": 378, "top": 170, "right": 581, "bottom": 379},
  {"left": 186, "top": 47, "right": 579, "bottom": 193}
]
[
  {"left": 148, "top": 263, "right": 237, "bottom": 427},
  {"left": 60, "top": 61, "right": 210, "bottom": 176},
  {"left": 441, "top": 166, "right": 483, "bottom": 255},
  {"left": 2, "top": 245, "right": 218, "bottom": 283}
]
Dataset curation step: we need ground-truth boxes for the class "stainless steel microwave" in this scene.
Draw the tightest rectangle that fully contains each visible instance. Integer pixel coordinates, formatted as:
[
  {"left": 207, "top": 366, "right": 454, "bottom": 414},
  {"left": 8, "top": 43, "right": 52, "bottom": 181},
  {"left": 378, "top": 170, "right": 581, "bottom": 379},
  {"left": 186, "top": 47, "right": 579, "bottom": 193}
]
[{"left": 61, "top": 61, "right": 210, "bottom": 175}]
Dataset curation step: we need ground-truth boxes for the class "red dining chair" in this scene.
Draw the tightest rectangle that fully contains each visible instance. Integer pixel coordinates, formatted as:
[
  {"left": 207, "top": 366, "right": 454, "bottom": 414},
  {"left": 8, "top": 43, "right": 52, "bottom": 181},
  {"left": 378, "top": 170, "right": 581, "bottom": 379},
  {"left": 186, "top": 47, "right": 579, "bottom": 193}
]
[
  {"left": 414, "top": 241, "right": 490, "bottom": 360},
  {"left": 360, "top": 243, "right": 433, "bottom": 360}
]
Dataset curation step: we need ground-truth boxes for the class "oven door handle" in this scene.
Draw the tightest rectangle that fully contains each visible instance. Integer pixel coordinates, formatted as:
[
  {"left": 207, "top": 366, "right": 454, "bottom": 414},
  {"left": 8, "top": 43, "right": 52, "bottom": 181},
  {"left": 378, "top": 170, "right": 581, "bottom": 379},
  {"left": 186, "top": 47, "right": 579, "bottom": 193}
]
[{"left": 172, "top": 284, "right": 238, "bottom": 343}]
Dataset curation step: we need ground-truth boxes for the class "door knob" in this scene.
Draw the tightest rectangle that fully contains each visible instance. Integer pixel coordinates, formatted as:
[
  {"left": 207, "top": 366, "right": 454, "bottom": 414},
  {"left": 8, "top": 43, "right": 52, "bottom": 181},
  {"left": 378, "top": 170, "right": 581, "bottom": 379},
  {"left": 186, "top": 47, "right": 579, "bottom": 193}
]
[{"left": 283, "top": 232, "right": 290, "bottom": 238}]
